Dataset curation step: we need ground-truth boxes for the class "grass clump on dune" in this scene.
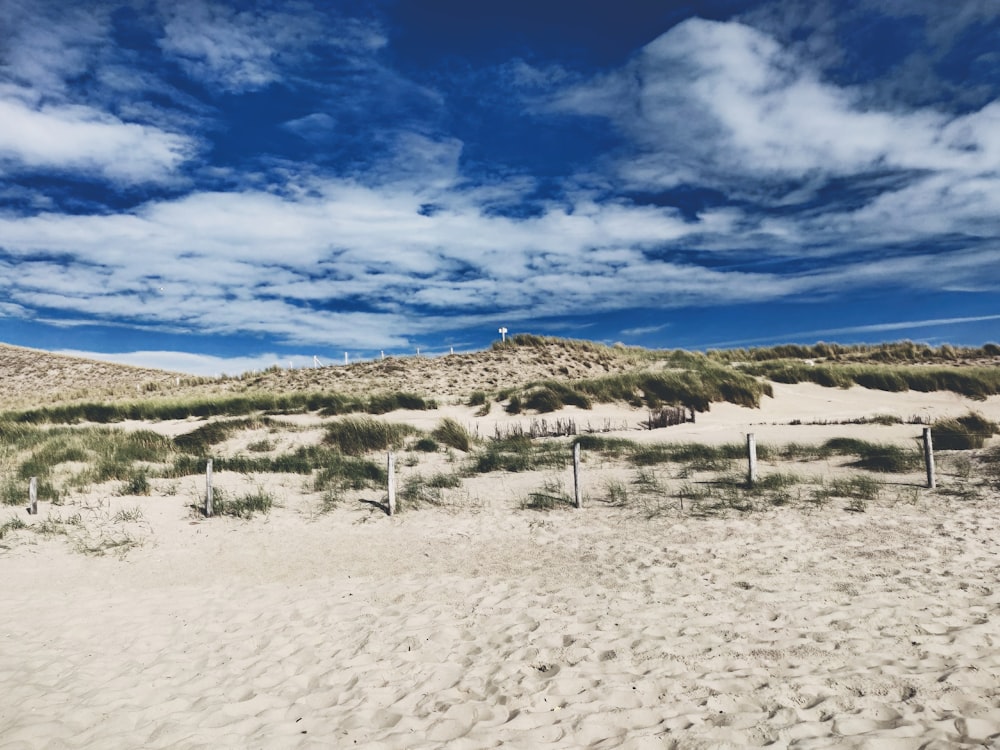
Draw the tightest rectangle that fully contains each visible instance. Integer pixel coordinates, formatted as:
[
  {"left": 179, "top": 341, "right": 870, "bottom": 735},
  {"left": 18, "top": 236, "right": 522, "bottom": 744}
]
[
  {"left": 506, "top": 367, "right": 771, "bottom": 415},
  {"left": 469, "top": 435, "right": 567, "bottom": 474},
  {"left": 821, "top": 437, "right": 921, "bottom": 473},
  {"left": 173, "top": 417, "right": 272, "bottom": 454},
  {"left": 323, "top": 418, "right": 418, "bottom": 456},
  {"left": 211, "top": 487, "right": 274, "bottom": 519},
  {"left": 931, "top": 413, "right": 999, "bottom": 450},
  {"left": 432, "top": 418, "right": 472, "bottom": 452},
  {"left": 0, "top": 515, "right": 27, "bottom": 540},
  {"left": 397, "top": 471, "right": 462, "bottom": 510}
]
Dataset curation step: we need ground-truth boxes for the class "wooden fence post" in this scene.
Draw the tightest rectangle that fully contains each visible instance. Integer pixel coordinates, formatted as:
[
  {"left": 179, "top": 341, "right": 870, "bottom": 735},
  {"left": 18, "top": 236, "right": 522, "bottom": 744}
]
[
  {"left": 923, "top": 427, "right": 936, "bottom": 489},
  {"left": 29, "top": 477, "right": 37, "bottom": 515},
  {"left": 747, "top": 433, "right": 758, "bottom": 486},
  {"left": 573, "top": 443, "right": 582, "bottom": 509},
  {"left": 387, "top": 452, "right": 396, "bottom": 516},
  {"left": 205, "top": 459, "right": 214, "bottom": 517}
]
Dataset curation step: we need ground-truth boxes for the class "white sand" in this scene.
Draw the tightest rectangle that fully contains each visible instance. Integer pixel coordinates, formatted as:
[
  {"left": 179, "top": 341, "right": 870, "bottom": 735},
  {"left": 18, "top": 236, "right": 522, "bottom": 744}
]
[{"left": 2, "top": 385, "right": 1000, "bottom": 748}]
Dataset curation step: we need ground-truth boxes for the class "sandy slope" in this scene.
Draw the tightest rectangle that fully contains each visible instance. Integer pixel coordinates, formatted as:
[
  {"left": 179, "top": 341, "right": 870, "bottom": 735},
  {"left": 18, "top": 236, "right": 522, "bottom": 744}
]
[{"left": 1, "top": 491, "right": 999, "bottom": 749}]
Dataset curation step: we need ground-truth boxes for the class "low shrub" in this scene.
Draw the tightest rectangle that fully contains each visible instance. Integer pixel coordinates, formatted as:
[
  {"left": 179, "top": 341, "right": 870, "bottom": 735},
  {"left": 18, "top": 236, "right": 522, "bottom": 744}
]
[
  {"left": 413, "top": 437, "right": 439, "bottom": 452},
  {"left": 120, "top": 472, "right": 151, "bottom": 496}
]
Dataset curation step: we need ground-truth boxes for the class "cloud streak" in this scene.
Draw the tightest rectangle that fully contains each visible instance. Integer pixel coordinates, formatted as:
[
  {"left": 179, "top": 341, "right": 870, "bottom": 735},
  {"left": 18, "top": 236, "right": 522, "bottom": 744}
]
[{"left": 0, "top": 92, "right": 196, "bottom": 183}]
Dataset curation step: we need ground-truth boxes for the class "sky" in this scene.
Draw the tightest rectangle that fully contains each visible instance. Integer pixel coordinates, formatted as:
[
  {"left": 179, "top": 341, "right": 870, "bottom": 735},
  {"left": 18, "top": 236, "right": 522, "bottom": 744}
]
[{"left": 1, "top": 0, "right": 999, "bottom": 376}]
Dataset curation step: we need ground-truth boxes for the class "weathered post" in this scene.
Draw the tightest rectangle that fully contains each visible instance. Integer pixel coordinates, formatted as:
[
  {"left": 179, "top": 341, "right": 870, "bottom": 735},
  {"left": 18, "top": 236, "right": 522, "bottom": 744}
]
[
  {"left": 205, "top": 459, "right": 214, "bottom": 517},
  {"left": 387, "top": 452, "right": 396, "bottom": 516},
  {"left": 573, "top": 443, "right": 582, "bottom": 509},
  {"left": 923, "top": 427, "right": 936, "bottom": 489},
  {"left": 746, "top": 433, "right": 758, "bottom": 486},
  {"left": 29, "top": 477, "right": 37, "bottom": 515}
]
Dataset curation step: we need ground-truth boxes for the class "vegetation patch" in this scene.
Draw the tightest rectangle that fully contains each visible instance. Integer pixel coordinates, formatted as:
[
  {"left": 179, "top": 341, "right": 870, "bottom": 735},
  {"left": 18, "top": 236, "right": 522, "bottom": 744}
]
[
  {"left": 398, "top": 472, "right": 462, "bottom": 510},
  {"left": 0, "top": 516, "right": 27, "bottom": 540},
  {"left": 469, "top": 435, "right": 567, "bottom": 474},
  {"left": 743, "top": 361, "right": 1000, "bottom": 400},
  {"left": 211, "top": 487, "right": 274, "bottom": 519},
  {"left": 521, "top": 478, "right": 574, "bottom": 511},
  {"left": 432, "top": 418, "right": 472, "bottom": 452},
  {"left": 931, "top": 413, "right": 998, "bottom": 450},
  {"left": 323, "top": 418, "right": 418, "bottom": 456},
  {"left": 3, "top": 390, "right": 438, "bottom": 426}
]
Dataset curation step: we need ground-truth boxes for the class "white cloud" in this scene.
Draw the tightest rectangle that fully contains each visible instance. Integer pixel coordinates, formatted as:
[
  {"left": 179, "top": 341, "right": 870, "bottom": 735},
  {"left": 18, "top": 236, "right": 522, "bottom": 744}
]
[
  {"left": 551, "top": 18, "right": 1000, "bottom": 198},
  {"left": 0, "top": 92, "right": 196, "bottom": 183},
  {"left": 157, "top": 0, "right": 385, "bottom": 93},
  {"left": 0, "top": 301, "right": 29, "bottom": 318},
  {"left": 2, "top": 158, "right": 996, "bottom": 350},
  {"left": 0, "top": 0, "right": 111, "bottom": 96},
  {"left": 620, "top": 323, "right": 669, "bottom": 337},
  {"left": 282, "top": 112, "right": 336, "bottom": 143}
]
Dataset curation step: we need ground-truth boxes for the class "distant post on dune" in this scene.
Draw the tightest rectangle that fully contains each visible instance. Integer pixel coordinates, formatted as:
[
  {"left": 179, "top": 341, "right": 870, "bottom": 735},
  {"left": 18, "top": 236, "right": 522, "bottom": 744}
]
[
  {"left": 923, "top": 427, "right": 936, "bottom": 489},
  {"left": 29, "top": 477, "right": 37, "bottom": 515},
  {"left": 387, "top": 452, "right": 396, "bottom": 516},
  {"left": 573, "top": 443, "right": 582, "bottom": 509},
  {"left": 205, "top": 460, "right": 214, "bottom": 517},
  {"left": 746, "top": 433, "right": 758, "bottom": 486}
]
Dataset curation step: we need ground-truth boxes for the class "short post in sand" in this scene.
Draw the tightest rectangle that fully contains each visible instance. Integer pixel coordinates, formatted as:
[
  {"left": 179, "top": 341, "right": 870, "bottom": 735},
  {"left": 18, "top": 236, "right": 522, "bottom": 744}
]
[
  {"left": 573, "top": 443, "right": 582, "bottom": 509},
  {"left": 923, "top": 427, "right": 936, "bottom": 489},
  {"left": 29, "top": 476, "right": 37, "bottom": 515},
  {"left": 205, "top": 459, "right": 214, "bottom": 517},
  {"left": 746, "top": 433, "right": 758, "bottom": 486},
  {"left": 387, "top": 452, "right": 396, "bottom": 516}
]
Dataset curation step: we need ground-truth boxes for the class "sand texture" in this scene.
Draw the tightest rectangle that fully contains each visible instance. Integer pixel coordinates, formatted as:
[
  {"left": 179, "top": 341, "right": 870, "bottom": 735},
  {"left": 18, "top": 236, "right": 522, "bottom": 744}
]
[{"left": 3, "top": 467, "right": 1000, "bottom": 748}]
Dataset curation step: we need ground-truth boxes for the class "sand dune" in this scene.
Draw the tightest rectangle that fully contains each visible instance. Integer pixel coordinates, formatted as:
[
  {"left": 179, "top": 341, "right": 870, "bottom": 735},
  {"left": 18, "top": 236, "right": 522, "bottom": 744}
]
[{"left": 2, "top": 341, "right": 1000, "bottom": 747}]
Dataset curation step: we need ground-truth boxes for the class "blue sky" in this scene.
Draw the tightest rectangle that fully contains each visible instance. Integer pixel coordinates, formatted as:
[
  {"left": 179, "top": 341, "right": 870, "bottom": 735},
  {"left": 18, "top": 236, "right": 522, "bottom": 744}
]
[{"left": 1, "top": 0, "right": 999, "bottom": 375}]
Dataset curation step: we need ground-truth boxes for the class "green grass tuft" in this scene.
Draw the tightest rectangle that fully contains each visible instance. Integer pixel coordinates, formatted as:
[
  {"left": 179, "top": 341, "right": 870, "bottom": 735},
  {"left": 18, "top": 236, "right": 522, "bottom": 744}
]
[
  {"left": 213, "top": 487, "right": 274, "bottom": 519},
  {"left": 0, "top": 516, "right": 27, "bottom": 540},
  {"left": 323, "top": 418, "right": 418, "bottom": 456},
  {"left": 432, "top": 418, "right": 471, "bottom": 452},
  {"left": 932, "top": 412, "right": 998, "bottom": 450}
]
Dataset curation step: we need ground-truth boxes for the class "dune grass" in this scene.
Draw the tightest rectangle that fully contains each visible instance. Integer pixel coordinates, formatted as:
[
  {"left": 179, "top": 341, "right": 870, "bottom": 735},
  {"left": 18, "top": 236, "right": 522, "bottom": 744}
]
[
  {"left": 1, "top": 389, "right": 437, "bottom": 426},
  {"left": 432, "top": 418, "right": 472, "bottom": 452},
  {"left": 743, "top": 361, "right": 1000, "bottom": 399},
  {"left": 323, "top": 417, "right": 418, "bottom": 456},
  {"left": 507, "top": 367, "right": 772, "bottom": 414},
  {"left": 0, "top": 515, "right": 27, "bottom": 540},
  {"left": 397, "top": 471, "right": 463, "bottom": 510},
  {"left": 210, "top": 487, "right": 275, "bottom": 519},
  {"left": 708, "top": 340, "right": 1000, "bottom": 364},
  {"left": 931, "top": 413, "right": 999, "bottom": 450},
  {"left": 468, "top": 435, "right": 568, "bottom": 474}
]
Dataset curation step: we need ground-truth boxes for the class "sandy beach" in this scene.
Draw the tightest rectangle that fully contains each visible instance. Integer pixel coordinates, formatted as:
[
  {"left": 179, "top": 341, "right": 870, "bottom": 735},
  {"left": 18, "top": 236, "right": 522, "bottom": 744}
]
[{"left": 2, "top": 373, "right": 1000, "bottom": 748}]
